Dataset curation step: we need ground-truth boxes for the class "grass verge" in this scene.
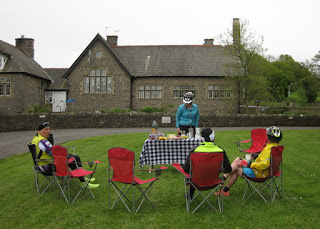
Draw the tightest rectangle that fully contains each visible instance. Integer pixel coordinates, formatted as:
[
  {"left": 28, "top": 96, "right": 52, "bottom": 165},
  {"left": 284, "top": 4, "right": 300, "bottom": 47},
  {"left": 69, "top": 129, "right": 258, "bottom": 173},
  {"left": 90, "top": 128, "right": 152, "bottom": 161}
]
[{"left": 0, "top": 129, "right": 319, "bottom": 228}]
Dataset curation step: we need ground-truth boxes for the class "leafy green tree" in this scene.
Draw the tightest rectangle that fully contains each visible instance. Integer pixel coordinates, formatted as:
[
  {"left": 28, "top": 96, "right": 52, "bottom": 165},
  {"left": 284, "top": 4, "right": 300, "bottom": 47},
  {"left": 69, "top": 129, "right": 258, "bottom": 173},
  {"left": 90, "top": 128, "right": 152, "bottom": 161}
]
[
  {"left": 311, "top": 50, "right": 320, "bottom": 77},
  {"left": 219, "top": 18, "right": 269, "bottom": 113},
  {"left": 266, "top": 54, "right": 318, "bottom": 103},
  {"left": 265, "top": 64, "right": 289, "bottom": 101},
  {"left": 300, "top": 75, "right": 318, "bottom": 103}
]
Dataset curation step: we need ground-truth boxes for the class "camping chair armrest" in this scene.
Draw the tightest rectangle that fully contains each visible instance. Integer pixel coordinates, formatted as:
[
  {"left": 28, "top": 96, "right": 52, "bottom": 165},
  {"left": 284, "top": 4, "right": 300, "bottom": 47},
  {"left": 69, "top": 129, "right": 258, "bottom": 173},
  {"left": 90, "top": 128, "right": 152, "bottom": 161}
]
[
  {"left": 234, "top": 139, "right": 252, "bottom": 151},
  {"left": 65, "top": 146, "right": 76, "bottom": 154},
  {"left": 172, "top": 163, "right": 190, "bottom": 178},
  {"left": 83, "top": 160, "right": 101, "bottom": 166},
  {"left": 135, "top": 166, "right": 168, "bottom": 176},
  {"left": 68, "top": 160, "right": 101, "bottom": 171}
]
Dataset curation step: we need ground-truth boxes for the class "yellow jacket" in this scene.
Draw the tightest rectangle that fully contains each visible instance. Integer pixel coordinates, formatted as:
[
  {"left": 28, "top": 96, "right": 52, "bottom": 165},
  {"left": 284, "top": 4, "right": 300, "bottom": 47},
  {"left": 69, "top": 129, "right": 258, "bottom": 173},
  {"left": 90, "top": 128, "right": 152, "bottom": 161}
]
[
  {"left": 250, "top": 142, "right": 280, "bottom": 178},
  {"left": 31, "top": 134, "right": 52, "bottom": 166}
]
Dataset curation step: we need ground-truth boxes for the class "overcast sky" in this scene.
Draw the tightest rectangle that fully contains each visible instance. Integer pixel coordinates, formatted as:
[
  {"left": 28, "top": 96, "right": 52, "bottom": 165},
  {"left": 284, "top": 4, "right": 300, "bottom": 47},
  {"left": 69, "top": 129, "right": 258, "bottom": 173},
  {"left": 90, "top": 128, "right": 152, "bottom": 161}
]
[{"left": 2, "top": 0, "right": 320, "bottom": 68}]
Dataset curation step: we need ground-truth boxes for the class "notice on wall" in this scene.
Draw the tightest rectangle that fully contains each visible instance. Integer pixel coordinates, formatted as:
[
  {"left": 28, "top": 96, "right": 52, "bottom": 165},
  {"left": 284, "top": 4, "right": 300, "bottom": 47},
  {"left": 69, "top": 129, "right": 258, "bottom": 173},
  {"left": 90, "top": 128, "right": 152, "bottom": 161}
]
[{"left": 162, "top": 117, "right": 171, "bottom": 123}]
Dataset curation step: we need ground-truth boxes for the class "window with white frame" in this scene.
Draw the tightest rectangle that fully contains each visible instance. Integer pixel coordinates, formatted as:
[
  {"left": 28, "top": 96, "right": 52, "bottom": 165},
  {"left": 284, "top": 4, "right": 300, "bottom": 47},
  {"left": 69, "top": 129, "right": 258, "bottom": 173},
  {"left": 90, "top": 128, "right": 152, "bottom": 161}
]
[
  {"left": 0, "top": 76, "right": 11, "bottom": 96},
  {"left": 84, "top": 69, "right": 112, "bottom": 94},
  {"left": 45, "top": 91, "right": 53, "bottom": 103},
  {"left": 138, "top": 85, "right": 162, "bottom": 99},
  {"left": 96, "top": 51, "right": 102, "bottom": 58},
  {"left": 208, "top": 85, "right": 231, "bottom": 99},
  {"left": 173, "top": 85, "right": 196, "bottom": 99}
]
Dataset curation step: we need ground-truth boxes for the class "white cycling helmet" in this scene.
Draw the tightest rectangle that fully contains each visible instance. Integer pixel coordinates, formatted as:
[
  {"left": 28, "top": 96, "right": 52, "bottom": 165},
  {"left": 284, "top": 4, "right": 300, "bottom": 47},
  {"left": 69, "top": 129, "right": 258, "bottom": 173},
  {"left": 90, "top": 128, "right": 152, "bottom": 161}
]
[
  {"left": 266, "top": 126, "right": 282, "bottom": 142},
  {"left": 183, "top": 92, "right": 195, "bottom": 104}
]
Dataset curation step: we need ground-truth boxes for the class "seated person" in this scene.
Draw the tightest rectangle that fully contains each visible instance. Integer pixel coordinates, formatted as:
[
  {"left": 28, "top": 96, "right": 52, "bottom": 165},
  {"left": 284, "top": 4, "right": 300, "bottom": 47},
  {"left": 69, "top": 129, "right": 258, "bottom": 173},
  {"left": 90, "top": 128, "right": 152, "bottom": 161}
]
[
  {"left": 183, "top": 127, "right": 232, "bottom": 199},
  {"left": 218, "top": 126, "right": 283, "bottom": 196},
  {"left": 31, "top": 122, "right": 100, "bottom": 189}
]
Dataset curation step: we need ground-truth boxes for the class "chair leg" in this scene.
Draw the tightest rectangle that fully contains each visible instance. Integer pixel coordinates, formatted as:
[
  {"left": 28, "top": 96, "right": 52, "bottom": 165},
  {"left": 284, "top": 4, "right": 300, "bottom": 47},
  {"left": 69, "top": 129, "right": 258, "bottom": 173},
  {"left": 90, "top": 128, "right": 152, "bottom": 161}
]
[
  {"left": 54, "top": 176, "right": 70, "bottom": 203},
  {"left": 192, "top": 190, "right": 218, "bottom": 213},
  {"left": 271, "top": 176, "right": 282, "bottom": 202},
  {"left": 113, "top": 184, "right": 132, "bottom": 209},
  {"left": 40, "top": 176, "right": 54, "bottom": 194},
  {"left": 184, "top": 178, "right": 190, "bottom": 213},
  {"left": 243, "top": 178, "right": 269, "bottom": 203},
  {"left": 34, "top": 170, "right": 40, "bottom": 194},
  {"left": 110, "top": 182, "right": 132, "bottom": 212},
  {"left": 71, "top": 180, "right": 95, "bottom": 204},
  {"left": 135, "top": 183, "right": 156, "bottom": 214},
  {"left": 133, "top": 183, "right": 135, "bottom": 213}
]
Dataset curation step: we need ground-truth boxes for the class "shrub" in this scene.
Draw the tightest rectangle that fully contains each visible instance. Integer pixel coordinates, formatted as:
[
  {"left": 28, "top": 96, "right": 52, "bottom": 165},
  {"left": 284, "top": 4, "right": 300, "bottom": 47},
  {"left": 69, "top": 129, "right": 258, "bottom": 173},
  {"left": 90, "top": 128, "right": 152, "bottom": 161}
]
[
  {"left": 140, "top": 106, "right": 164, "bottom": 112},
  {"left": 110, "top": 108, "right": 127, "bottom": 113},
  {"left": 30, "top": 104, "right": 50, "bottom": 113}
]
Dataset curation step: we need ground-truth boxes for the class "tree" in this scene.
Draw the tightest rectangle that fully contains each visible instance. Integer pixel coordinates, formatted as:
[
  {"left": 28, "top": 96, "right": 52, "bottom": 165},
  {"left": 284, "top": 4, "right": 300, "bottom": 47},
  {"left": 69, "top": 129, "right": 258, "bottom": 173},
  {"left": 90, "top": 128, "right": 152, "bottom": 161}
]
[
  {"left": 268, "top": 54, "right": 318, "bottom": 104},
  {"left": 311, "top": 50, "right": 320, "bottom": 77},
  {"left": 266, "top": 55, "right": 296, "bottom": 102},
  {"left": 218, "top": 18, "right": 268, "bottom": 113}
]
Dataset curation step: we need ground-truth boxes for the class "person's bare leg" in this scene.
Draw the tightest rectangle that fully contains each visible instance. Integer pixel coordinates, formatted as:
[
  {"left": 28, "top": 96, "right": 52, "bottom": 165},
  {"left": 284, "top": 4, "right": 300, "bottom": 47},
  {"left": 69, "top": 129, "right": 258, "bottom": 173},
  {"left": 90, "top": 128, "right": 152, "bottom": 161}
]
[
  {"left": 225, "top": 166, "right": 243, "bottom": 189},
  {"left": 224, "top": 157, "right": 242, "bottom": 180}
]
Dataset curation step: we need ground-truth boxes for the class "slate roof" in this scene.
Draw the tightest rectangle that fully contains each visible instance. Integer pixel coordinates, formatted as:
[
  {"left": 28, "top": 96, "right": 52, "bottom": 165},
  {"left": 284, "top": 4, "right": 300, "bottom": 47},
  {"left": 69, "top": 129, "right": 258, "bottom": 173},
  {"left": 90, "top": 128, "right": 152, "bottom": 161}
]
[
  {"left": 0, "top": 40, "right": 51, "bottom": 81},
  {"left": 111, "top": 45, "right": 237, "bottom": 77},
  {"left": 45, "top": 68, "right": 68, "bottom": 90},
  {"left": 64, "top": 34, "right": 238, "bottom": 80}
]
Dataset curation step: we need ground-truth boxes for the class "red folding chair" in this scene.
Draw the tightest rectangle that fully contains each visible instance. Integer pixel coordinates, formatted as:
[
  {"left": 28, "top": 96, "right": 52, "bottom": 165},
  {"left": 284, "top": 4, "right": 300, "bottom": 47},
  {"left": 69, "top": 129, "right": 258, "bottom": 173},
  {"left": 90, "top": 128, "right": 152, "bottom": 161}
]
[
  {"left": 107, "top": 147, "right": 166, "bottom": 213},
  {"left": 173, "top": 152, "right": 224, "bottom": 213},
  {"left": 51, "top": 145, "right": 99, "bottom": 203},
  {"left": 234, "top": 128, "right": 268, "bottom": 156},
  {"left": 243, "top": 145, "right": 284, "bottom": 202}
]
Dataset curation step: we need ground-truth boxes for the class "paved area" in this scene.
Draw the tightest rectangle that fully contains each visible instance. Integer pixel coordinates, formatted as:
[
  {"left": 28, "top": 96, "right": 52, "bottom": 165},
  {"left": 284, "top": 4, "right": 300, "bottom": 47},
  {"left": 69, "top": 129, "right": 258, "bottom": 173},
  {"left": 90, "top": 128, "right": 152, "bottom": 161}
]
[{"left": 1, "top": 126, "right": 319, "bottom": 159}]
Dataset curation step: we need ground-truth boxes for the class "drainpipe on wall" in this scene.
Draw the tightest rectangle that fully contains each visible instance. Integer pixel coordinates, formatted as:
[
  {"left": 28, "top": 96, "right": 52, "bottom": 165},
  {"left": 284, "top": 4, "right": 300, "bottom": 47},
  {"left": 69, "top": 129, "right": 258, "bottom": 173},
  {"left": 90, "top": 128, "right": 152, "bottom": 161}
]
[{"left": 129, "top": 77, "right": 133, "bottom": 110}]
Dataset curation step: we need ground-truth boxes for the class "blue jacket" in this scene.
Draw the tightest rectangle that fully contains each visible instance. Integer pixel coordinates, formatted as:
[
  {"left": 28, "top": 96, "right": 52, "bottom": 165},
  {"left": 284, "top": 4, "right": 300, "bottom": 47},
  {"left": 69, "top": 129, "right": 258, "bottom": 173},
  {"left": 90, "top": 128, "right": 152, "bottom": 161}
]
[{"left": 176, "top": 104, "right": 199, "bottom": 128}]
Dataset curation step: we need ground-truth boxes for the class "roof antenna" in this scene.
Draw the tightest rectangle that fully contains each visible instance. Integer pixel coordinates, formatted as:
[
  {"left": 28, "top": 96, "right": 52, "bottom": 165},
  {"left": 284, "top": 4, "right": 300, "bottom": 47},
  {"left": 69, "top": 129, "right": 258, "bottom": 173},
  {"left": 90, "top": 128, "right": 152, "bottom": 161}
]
[{"left": 105, "top": 27, "right": 110, "bottom": 37}]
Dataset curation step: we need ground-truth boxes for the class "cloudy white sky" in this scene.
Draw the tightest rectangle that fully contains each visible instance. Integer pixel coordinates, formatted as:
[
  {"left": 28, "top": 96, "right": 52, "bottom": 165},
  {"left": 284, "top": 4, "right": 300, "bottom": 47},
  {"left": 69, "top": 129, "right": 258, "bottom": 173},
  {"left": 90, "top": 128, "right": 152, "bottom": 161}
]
[{"left": 2, "top": 0, "right": 319, "bottom": 68}]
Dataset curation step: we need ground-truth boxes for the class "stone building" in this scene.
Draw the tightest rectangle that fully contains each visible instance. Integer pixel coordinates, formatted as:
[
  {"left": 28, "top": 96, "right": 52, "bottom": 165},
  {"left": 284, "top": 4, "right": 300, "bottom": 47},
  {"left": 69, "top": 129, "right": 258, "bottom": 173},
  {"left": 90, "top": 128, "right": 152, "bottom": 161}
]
[
  {"left": 0, "top": 19, "right": 241, "bottom": 115},
  {"left": 0, "top": 36, "right": 52, "bottom": 113}
]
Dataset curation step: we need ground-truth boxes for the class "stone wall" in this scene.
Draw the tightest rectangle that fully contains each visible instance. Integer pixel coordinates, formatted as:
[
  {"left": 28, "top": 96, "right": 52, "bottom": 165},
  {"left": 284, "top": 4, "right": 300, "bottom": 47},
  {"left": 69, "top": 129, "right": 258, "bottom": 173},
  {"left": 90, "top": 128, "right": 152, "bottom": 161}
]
[{"left": 0, "top": 113, "right": 319, "bottom": 132}]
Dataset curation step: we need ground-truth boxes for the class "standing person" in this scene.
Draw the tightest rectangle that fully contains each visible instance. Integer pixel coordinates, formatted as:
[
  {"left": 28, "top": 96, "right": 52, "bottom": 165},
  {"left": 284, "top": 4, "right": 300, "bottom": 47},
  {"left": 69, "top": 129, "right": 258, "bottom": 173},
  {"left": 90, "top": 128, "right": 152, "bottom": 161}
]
[
  {"left": 176, "top": 92, "right": 200, "bottom": 135},
  {"left": 217, "top": 126, "right": 283, "bottom": 196},
  {"left": 183, "top": 127, "right": 232, "bottom": 199},
  {"left": 31, "top": 122, "right": 100, "bottom": 189}
]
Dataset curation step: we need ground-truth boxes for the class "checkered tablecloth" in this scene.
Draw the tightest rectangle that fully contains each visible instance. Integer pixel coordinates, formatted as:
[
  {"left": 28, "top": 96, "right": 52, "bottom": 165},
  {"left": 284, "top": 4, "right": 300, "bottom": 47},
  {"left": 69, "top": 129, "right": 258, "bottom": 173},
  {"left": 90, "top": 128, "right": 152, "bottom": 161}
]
[{"left": 139, "top": 139, "right": 203, "bottom": 167}]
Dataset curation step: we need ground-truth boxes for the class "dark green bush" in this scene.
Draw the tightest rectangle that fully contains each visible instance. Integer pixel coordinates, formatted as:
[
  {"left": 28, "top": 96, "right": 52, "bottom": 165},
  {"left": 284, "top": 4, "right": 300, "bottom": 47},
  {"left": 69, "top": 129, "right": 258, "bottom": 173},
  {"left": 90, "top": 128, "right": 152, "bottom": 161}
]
[{"left": 140, "top": 106, "right": 164, "bottom": 112}]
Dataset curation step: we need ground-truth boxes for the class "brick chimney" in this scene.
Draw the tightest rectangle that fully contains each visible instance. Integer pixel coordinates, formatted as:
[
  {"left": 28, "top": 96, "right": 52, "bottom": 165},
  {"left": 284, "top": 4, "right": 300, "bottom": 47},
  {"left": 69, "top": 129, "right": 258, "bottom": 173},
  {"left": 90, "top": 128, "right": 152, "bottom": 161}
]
[
  {"left": 15, "top": 35, "right": 34, "bottom": 58},
  {"left": 107, "top": 35, "right": 118, "bottom": 46},
  {"left": 233, "top": 18, "right": 240, "bottom": 46},
  {"left": 204, "top": 39, "right": 214, "bottom": 45}
]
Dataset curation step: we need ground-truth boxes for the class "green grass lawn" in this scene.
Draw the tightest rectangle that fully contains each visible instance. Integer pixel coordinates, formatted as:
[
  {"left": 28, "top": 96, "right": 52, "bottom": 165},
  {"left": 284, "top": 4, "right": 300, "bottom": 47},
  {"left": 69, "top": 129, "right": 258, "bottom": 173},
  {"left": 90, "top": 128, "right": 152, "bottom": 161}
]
[{"left": 1, "top": 129, "right": 320, "bottom": 228}]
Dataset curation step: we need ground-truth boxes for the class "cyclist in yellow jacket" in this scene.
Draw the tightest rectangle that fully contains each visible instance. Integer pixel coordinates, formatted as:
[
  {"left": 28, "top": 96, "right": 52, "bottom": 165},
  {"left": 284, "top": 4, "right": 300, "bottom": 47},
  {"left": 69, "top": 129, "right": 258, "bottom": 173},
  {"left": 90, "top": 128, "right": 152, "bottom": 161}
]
[
  {"left": 31, "top": 122, "right": 100, "bottom": 189},
  {"left": 216, "top": 126, "right": 282, "bottom": 196}
]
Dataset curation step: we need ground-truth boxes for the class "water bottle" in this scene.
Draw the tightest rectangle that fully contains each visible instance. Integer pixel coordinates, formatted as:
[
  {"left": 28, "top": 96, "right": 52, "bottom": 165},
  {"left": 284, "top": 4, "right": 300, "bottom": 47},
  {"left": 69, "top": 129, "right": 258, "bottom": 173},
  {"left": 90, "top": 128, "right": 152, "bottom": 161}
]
[
  {"left": 195, "top": 128, "right": 201, "bottom": 139},
  {"left": 152, "top": 120, "right": 158, "bottom": 133}
]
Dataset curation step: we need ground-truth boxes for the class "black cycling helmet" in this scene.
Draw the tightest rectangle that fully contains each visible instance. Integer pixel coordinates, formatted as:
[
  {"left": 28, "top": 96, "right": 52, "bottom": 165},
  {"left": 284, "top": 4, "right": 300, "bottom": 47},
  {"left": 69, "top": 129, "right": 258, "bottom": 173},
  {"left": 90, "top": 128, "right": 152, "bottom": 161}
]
[
  {"left": 183, "top": 92, "right": 195, "bottom": 104},
  {"left": 266, "top": 126, "right": 282, "bottom": 142},
  {"left": 38, "top": 122, "right": 50, "bottom": 131}
]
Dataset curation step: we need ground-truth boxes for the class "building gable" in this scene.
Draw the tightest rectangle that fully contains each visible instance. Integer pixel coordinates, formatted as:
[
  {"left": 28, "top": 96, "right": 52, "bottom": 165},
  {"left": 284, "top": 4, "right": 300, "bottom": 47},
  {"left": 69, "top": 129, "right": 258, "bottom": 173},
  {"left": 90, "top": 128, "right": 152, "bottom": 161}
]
[
  {"left": 0, "top": 39, "right": 52, "bottom": 81},
  {"left": 63, "top": 33, "right": 132, "bottom": 80}
]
